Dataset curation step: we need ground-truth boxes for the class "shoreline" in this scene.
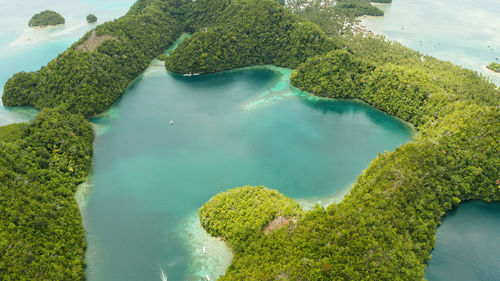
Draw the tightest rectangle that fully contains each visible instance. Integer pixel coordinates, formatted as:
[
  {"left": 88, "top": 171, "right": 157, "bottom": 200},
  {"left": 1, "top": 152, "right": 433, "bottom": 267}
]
[
  {"left": 81, "top": 59, "right": 415, "bottom": 279},
  {"left": 185, "top": 64, "right": 416, "bottom": 138},
  {"left": 186, "top": 182, "right": 354, "bottom": 279},
  {"left": 29, "top": 23, "right": 65, "bottom": 30},
  {"left": 295, "top": 184, "right": 352, "bottom": 210},
  {"left": 181, "top": 212, "right": 233, "bottom": 281}
]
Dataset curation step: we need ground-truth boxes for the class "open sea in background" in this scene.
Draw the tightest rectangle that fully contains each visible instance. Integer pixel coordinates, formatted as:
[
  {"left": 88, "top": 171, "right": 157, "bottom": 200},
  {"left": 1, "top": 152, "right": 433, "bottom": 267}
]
[
  {"left": 0, "top": 0, "right": 134, "bottom": 125},
  {"left": 363, "top": 1, "right": 500, "bottom": 280},
  {"left": 0, "top": 1, "right": 498, "bottom": 280}
]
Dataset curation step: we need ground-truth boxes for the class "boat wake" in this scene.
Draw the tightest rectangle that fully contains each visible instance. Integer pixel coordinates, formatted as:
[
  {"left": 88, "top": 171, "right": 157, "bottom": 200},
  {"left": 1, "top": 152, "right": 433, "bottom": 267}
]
[{"left": 160, "top": 268, "right": 167, "bottom": 281}]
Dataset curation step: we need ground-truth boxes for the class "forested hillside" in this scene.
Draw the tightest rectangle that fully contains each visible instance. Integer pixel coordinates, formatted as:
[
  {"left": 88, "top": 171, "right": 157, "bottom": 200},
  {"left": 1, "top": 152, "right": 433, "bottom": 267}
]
[
  {"left": 1, "top": 0, "right": 498, "bottom": 280},
  {"left": 0, "top": 107, "right": 93, "bottom": 280},
  {"left": 191, "top": 1, "right": 499, "bottom": 280},
  {"left": 166, "top": 0, "right": 336, "bottom": 74},
  {"left": 3, "top": 0, "right": 187, "bottom": 118}
]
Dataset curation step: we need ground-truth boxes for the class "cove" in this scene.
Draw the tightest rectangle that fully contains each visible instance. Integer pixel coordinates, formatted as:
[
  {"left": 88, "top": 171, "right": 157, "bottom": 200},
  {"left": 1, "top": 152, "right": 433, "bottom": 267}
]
[
  {"left": 425, "top": 201, "right": 500, "bottom": 281},
  {"left": 82, "top": 60, "right": 412, "bottom": 280}
]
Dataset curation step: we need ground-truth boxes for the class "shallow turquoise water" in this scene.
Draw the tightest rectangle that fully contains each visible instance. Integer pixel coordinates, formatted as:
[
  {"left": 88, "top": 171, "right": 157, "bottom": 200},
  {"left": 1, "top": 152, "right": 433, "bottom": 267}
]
[
  {"left": 0, "top": 0, "right": 134, "bottom": 126},
  {"left": 83, "top": 63, "right": 412, "bottom": 280},
  {"left": 0, "top": 1, "right": 497, "bottom": 280},
  {"left": 363, "top": 0, "right": 500, "bottom": 85}
]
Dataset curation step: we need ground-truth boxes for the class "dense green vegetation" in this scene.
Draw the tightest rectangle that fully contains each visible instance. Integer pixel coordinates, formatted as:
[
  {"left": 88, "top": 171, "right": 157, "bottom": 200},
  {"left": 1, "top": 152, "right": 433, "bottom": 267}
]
[
  {"left": 28, "top": 10, "right": 65, "bottom": 27},
  {"left": 157, "top": 54, "right": 169, "bottom": 61},
  {"left": 0, "top": 123, "right": 27, "bottom": 143},
  {"left": 165, "top": 0, "right": 397, "bottom": 74},
  {"left": 4, "top": 0, "right": 188, "bottom": 117},
  {"left": 204, "top": 103, "right": 498, "bottom": 280},
  {"left": 291, "top": 50, "right": 446, "bottom": 127},
  {"left": 199, "top": 186, "right": 302, "bottom": 251},
  {"left": 291, "top": 35, "right": 499, "bottom": 126},
  {"left": 86, "top": 14, "right": 98, "bottom": 23},
  {"left": 0, "top": 0, "right": 189, "bottom": 279},
  {"left": 0, "top": 107, "right": 93, "bottom": 280},
  {"left": 2, "top": 0, "right": 499, "bottom": 279},
  {"left": 193, "top": 1, "right": 500, "bottom": 280},
  {"left": 487, "top": 62, "right": 500, "bottom": 73},
  {"left": 165, "top": 0, "right": 336, "bottom": 74}
]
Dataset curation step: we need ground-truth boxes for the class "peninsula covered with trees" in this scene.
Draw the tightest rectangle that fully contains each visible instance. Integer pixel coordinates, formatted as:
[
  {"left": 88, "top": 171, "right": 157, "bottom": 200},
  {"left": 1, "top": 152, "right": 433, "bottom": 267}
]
[
  {"left": 1, "top": 0, "right": 498, "bottom": 279},
  {"left": 0, "top": 107, "right": 93, "bottom": 279},
  {"left": 28, "top": 10, "right": 65, "bottom": 27}
]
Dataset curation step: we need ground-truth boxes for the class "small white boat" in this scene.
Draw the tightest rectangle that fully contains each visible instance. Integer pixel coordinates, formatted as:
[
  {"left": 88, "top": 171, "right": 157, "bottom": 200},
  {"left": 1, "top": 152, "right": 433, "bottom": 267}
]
[
  {"left": 205, "top": 274, "right": 211, "bottom": 281},
  {"left": 170, "top": 120, "right": 174, "bottom": 125},
  {"left": 202, "top": 246, "right": 206, "bottom": 254}
]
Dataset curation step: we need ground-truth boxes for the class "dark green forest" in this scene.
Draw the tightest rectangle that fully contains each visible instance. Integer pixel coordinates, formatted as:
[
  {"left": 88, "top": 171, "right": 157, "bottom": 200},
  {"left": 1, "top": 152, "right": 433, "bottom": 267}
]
[
  {"left": 0, "top": 107, "right": 93, "bottom": 280},
  {"left": 1, "top": 0, "right": 499, "bottom": 280},
  {"left": 28, "top": 10, "right": 65, "bottom": 27},
  {"left": 288, "top": 0, "right": 391, "bottom": 18},
  {"left": 165, "top": 0, "right": 336, "bottom": 74}
]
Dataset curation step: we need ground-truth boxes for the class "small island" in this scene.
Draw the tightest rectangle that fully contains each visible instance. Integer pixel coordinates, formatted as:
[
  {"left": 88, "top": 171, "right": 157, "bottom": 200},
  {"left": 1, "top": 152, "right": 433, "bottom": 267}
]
[
  {"left": 29, "top": 10, "right": 65, "bottom": 27},
  {"left": 87, "top": 14, "right": 97, "bottom": 23},
  {"left": 487, "top": 62, "right": 500, "bottom": 73}
]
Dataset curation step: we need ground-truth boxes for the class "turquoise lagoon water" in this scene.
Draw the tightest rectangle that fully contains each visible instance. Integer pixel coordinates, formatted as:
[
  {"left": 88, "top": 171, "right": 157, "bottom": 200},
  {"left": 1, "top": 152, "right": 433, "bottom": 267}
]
[
  {"left": 0, "top": 1, "right": 497, "bottom": 280},
  {"left": 0, "top": 0, "right": 134, "bottom": 126},
  {"left": 83, "top": 62, "right": 412, "bottom": 280},
  {"left": 363, "top": 1, "right": 500, "bottom": 280}
]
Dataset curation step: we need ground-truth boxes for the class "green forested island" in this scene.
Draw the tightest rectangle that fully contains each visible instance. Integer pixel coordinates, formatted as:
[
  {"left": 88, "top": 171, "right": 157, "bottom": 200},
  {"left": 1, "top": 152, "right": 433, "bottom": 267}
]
[
  {"left": 28, "top": 10, "right": 65, "bottom": 27},
  {"left": 1, "top": 0, "right": 499, "bottom": 280},
  {"left": 86, "top": 14, "right": 98, "bottom": 23},
  {"left": 487, "top": 62, "right": 500, "bottom": 73}
]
